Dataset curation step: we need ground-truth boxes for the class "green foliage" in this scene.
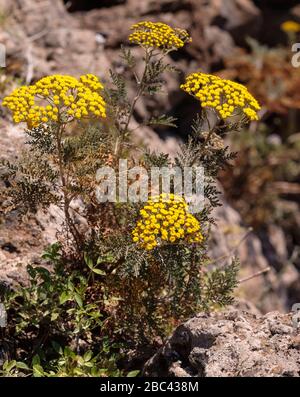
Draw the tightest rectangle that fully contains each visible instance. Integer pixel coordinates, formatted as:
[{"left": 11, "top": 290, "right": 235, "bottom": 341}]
[
  {"left": 1, "top": 154, "right": 59, "bottom": 212},
  {"left": 1, "top": 246, "right": 128, "bottom": 377},
  {"left": 0, "top": 348, "right": 124, "bottom": 377},
  {"left": 203, "top": 259, "right": 240, "bottom": 309},
  {"left": 120, "top": 45, "right": 136, "bottom": 69},
  {"left": 147, "top": 114, "right": 178, "bottom": 128}
]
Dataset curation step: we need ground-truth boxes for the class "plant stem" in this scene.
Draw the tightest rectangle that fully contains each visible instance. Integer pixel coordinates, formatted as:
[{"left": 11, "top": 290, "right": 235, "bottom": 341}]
[
  {"left": 238, "top": 267, "right": 270, "bottom": 284},
  {"left": 115, "top": 48, "right": 151, "bottom": 156},
  {"left": 55, "top": 124, "right": 82, "bottom": 251}
]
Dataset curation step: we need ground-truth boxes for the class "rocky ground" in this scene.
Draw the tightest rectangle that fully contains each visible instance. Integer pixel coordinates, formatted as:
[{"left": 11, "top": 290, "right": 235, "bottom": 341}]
[
  {"left": 0, "top": 1, "right": 300, "bottom": 375},
  {"left": 144, "top": 308, "right": 300, "bottom": 377}
]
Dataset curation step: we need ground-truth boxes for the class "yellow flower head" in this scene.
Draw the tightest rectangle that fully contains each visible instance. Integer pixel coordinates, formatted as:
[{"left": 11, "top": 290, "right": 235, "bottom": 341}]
[
  {"left": 132, "top": 193, "right": 204, "bottom": 251},
  {"left": 2, "top": 74, "right": 106, "bottom": 128},
  {"left": 281, "top": 20, "right": 300, "bottom": 33},
  {"left": 129, "top": 21, "right": 191, "bottom": 50},
  {"left": 180, "top": 72, "right": 261, "bottom": 121}
]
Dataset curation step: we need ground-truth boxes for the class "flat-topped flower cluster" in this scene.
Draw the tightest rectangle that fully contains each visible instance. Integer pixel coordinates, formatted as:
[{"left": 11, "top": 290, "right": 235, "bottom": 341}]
[
  {"left": 129, "top": 21, "right": 191, "bottom": 50},
  {"left": 181, "top": 72, "right": 261, "bottom": 121},
  {"left": 2, "top": 74, "right": 106, "bottom": 128},
  {"left": 132, "top": 194, "right": 204, "bottom": 250}
]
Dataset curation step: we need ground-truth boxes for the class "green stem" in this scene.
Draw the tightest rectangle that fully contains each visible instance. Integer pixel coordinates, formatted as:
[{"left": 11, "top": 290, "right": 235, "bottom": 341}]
[
  {"left": 115, "top": 48, "right": 151, "bottom": 156},
  {"left": 55, "top": 124, "right": 82, "bottom": 251}
]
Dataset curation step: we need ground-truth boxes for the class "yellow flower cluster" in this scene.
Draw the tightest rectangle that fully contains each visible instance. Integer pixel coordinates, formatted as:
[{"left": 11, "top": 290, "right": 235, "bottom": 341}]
[
  {"left": 180, "top": 72, "right": 261, "bottom": 121},
  {"left": 132, "top": 194, "right": 203, "bottom": 251},
  {"left": 2, "top": 74, "right": 106, "bottom": 128},
  {"left": 281, "top": 20, "right": 300, "bottom": 33},
  {"left": 129, "top": 21, "right": 191, "bottom": 50}
]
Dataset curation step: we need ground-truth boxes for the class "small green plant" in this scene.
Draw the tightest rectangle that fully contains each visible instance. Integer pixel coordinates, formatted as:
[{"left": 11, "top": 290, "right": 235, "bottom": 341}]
[
  {"left": 0, "top": 244, "right": 128, "bottom": 377},
  {"left": 0, "top": 348, "right": 124, "bottom": 377}
]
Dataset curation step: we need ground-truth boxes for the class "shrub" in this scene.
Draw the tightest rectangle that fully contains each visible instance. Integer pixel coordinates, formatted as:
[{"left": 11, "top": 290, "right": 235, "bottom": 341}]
[
  {"left": 0, "top": 245, "right": 130, "bottom": 376},
  {"left": 0, "top": 21, "right": 261, "bottom": 375}
]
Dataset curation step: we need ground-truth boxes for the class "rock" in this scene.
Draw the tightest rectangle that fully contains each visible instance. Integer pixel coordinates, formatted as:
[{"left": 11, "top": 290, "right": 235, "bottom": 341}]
[
  {"left": 211, "top": 0, "right": 261, "bottom": 31},
  {"left": 131, "top": 0, "right": 190, "bottom": 16},
  {"left": 209, "top": 199, "right": 295, "bottom": 313},
  {"left": 292, "top": 4, "right": 300, "bottom": 18},
  {"left": 13, "top": 0, "right": 72, "bottom": 37},
  {"left": 203, "top": 26, "right": 236, "bottom": 64},
  {"left": 45, "top": 29, "right": 98, "bottom": 54},
  {"left": 143, "top": 310, "right": 300, "bottom": 377},
  {"left": 259, "top": 0, "right": 299, "bottom": 7},
  {"left": 64, "top": 0, "right": 127, "bottom": 12},
  {"left": 78, "top": 5, "right": 134, "bottom": 48}
]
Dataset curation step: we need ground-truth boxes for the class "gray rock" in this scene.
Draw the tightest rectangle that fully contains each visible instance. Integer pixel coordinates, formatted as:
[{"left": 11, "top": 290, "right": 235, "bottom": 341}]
[{"left": 144, "top": 310, "right": 300, "bottom": 377}]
